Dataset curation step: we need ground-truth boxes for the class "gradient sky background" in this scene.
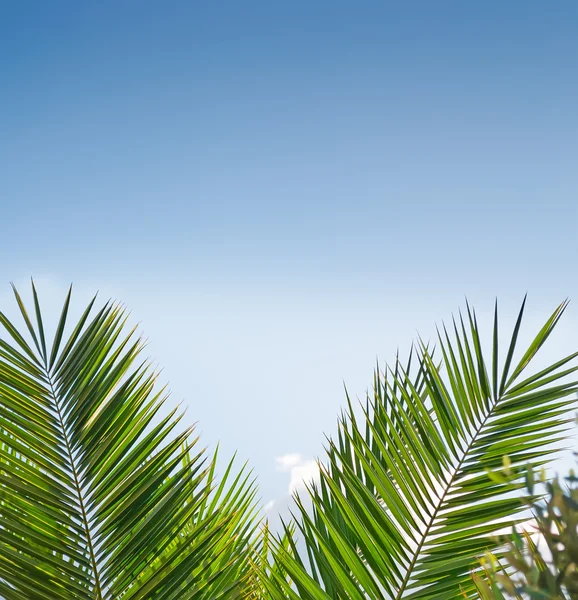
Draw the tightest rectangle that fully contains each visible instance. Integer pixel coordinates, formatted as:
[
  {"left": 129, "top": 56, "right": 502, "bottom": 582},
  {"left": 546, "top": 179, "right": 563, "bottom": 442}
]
[{"left": 1, "top": 2, "right": 577, "bottom": 509}]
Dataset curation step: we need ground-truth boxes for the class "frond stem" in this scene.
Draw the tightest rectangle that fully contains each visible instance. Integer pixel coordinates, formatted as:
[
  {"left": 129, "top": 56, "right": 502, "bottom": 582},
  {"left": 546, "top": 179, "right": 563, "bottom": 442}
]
[
  {"left": 47, "top": 375, "right": 104, "bottom": 599},
  {"left": 395, "top": 403, "right": 494, "bottom": 599}
]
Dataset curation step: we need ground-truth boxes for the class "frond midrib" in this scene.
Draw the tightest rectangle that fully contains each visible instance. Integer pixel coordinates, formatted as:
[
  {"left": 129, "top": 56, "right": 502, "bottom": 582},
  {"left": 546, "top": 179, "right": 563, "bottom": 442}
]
[
  {"left": 46, "top": 371, "right": 104, "bottom": 599},
  {"left": 394, "top": 398, "right": 496, "bottom": 599}
]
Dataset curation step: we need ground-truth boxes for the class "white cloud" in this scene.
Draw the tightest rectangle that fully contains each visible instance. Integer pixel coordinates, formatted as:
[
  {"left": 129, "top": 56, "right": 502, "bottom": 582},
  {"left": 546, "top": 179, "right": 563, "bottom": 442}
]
[
  {"left": 275, "top": 453, "right": 304, "bottom": 472},
  {"left": 275, "top": 453, "right": 320, "bottom": 494},
  {"left": 289, "top": 459, "right": 319, "bottom": 494}
]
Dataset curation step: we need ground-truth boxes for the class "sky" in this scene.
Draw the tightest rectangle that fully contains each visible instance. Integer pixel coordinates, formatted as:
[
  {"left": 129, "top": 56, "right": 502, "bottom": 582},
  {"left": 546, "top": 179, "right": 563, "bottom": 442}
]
[{"left": 1, "top": 1, "right": 577, "bottom": 510}]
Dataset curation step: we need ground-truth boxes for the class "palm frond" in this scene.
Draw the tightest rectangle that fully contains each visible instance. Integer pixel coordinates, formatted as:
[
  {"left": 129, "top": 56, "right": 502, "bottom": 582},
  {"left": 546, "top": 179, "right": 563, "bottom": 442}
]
[
  {"left": 0, "top": 282, "right": 259, "bottom": 599},
  {"left": 266, "top": 299, "right": 578, "bottom": 599},
  {"left": 243, "top": 521, "right": 301, "bottom": 600}
]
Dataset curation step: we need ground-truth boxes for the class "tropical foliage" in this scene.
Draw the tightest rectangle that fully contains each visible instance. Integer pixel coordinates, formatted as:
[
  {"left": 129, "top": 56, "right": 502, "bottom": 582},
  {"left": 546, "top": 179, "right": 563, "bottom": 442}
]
[
  {"left": 475, "top": 464, "right": 578, "bottom": 599},
  {"left": 0, "top": 283, "right": 259, "bottom": 599},
  {"left": 0, "top": 283, "right": 577, "bottom": 599},
  {"left": 261, "top": 300, "right": 578, "bottom": 599}
]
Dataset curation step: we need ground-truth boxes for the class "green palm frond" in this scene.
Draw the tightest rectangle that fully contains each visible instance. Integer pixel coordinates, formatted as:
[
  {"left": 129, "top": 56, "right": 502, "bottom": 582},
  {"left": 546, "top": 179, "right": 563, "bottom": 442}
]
[
  {"left": 266, "top": 299, "right": 578, "bottom": 599},
  {"left": 0, "top": 282, "right": 259, "bottom": 599},
  {"left": 243, "top": 521, "right": 298, "bottom": 599}
]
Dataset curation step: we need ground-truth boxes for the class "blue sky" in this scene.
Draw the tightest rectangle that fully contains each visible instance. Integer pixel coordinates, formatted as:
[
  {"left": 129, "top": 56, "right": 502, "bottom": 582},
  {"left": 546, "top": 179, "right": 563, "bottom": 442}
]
[{"left": 1, "top": 2, "right": 577, "bottom": 506}]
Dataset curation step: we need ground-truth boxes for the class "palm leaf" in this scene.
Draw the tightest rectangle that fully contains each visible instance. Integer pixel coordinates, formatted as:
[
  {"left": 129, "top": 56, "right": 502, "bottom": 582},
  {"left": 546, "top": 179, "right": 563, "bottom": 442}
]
[
  {"left": 244, "top": 521, "right": 301, "bottom": 599},
  {"left": 0, "top": 282, "right": 259, "bottom": 599},
  {"left": 266, "top": 299, "right": 578, "bottom": 599}
]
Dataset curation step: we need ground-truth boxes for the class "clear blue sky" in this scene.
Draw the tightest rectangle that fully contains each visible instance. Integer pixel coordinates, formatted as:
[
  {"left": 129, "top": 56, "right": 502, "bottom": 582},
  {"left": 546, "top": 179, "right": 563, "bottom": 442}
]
[{"left": 1, "top": 2, "right": 577, "bottom": 506}]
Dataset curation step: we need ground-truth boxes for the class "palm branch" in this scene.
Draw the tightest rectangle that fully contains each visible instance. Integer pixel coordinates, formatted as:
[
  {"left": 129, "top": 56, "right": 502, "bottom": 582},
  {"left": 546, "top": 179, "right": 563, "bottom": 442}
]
[
  {"left": 265, "top": 299, "right": 578, "bottom": 599},
  {"left": 0, "top": 282, "right": 259, "bottom": 599},
  {"left": 242, "top": 521, "right": 297, "bottom": 599}
]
